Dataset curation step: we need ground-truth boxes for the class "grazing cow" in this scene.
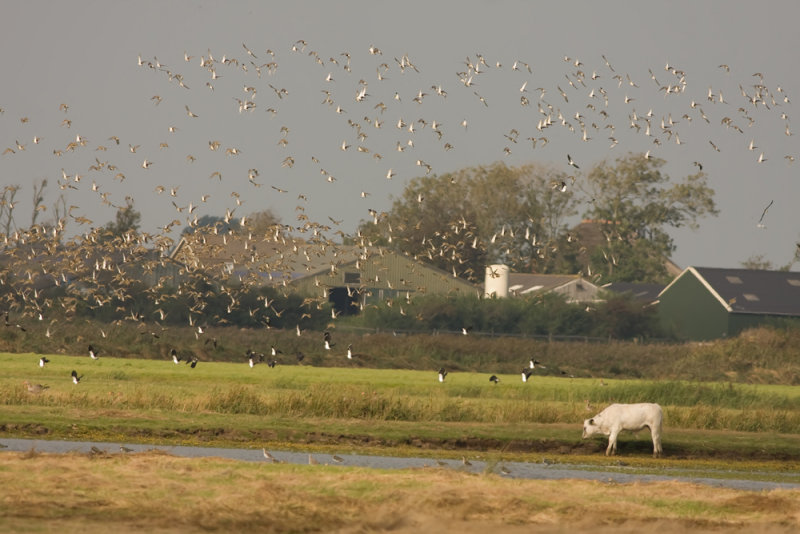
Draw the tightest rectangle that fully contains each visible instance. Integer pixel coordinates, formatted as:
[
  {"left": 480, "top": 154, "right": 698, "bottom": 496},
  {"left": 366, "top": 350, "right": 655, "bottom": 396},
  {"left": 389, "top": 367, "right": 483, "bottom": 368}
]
[{"left": 582, "top": 403, "right": 663, "bottom": 458}]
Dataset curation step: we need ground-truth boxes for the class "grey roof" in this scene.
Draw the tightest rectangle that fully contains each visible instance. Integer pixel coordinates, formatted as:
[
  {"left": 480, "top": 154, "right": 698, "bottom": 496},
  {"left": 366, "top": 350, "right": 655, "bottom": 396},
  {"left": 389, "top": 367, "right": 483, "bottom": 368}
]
[
  {"left": 507, "top": 273, "right": 587, "bottom": 295},
  {"left": 664, "top": 266, "right": 800, "bottom": 316},
  {"left": 602, "top": 282, "right": 665, "bottom": 302}
]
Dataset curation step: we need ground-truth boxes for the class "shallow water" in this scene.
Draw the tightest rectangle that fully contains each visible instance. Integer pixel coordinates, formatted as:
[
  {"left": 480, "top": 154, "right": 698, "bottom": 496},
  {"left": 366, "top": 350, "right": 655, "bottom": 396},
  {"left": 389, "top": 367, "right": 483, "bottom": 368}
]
[{"left": 1, "top": 437, "right": 796, "bottom": 492}]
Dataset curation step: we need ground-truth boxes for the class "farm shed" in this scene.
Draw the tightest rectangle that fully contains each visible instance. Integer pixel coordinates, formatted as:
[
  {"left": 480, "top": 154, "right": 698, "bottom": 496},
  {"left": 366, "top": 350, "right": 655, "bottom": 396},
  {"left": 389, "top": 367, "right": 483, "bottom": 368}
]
[
  {"left": 169, "top": 233, "right": 479, "bottom": 314},
  {"left": 289, "top": 247, "right": 480, "bottom": 315},
  {"left": 657, "top": 266, "right": 800, "bottom": 340},
  {"left": 486, "top": 270, "right": 602, "bottom": 304}
]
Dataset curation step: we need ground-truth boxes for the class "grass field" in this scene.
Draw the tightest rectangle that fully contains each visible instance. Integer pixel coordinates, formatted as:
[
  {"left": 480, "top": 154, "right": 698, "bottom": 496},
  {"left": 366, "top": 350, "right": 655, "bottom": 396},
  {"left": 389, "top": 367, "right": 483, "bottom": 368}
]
[{"left": 3, "top": 350, "right": 800, "bottom": 532}]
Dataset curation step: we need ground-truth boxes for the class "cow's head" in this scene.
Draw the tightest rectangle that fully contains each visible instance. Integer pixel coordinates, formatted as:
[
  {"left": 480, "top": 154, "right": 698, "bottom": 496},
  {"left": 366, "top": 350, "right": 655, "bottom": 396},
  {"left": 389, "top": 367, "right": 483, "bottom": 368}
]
[{"left": 582, "top": 418, "right": 596, "bottom": 439}]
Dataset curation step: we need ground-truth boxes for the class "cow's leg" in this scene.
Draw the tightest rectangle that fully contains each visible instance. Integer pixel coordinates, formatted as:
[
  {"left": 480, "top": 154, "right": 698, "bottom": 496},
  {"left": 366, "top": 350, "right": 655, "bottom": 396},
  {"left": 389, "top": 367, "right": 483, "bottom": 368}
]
[
  {"left": 650, "top": 425, "right": 663, "bottom": 458},
  {"left": 606, "top": 429, "right": 620, "bottom": 456}
]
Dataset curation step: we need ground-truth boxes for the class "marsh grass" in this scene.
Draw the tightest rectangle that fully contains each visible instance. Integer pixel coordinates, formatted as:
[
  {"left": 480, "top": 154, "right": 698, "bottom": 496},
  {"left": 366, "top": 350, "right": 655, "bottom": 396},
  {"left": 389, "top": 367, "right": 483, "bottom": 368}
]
[
  {"left": 0, "top": 451, "right": 798, "bottom": 534},
  {"left": 4, "top": 352, "right": 800, "bottom": 437}
]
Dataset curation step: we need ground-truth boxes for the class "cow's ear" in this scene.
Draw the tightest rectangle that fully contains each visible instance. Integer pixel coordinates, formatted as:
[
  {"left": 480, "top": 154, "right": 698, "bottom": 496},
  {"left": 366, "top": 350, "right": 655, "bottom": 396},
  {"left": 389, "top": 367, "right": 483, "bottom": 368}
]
[{"left": 588, "top": 418, "right": 594, "bottom": 425}]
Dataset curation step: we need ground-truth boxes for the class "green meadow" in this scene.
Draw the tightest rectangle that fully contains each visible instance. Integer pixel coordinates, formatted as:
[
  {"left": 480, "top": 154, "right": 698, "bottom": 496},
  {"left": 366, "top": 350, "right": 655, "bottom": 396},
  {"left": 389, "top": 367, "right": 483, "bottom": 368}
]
[
  {"left": 3, "top": 348, "right": 800, "bottom": 533},
  {"left": 3, "top": 351, "right": 800, "bottom": 464}
]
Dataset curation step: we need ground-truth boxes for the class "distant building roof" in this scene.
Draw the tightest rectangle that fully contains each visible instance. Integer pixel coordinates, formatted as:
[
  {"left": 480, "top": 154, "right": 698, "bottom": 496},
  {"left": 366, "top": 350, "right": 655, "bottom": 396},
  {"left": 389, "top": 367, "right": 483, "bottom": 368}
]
[
  {"left": 602, "top": 282, "right": 665, "bottom": 303},
  {"left": 506, "top": 273, "right": 600, "bottom": 303},
  {"left": 661, "top": 266, "right": 800, "bottom": 316}
]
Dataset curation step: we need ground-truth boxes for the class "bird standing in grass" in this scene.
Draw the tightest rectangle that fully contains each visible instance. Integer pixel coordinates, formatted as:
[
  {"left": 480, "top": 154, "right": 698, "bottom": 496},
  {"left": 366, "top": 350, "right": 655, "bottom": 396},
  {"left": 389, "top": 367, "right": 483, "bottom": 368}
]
[
  {"left": 438, "top": 367, "right": 448, "bottom": 382},
  {"left": 521, "top": 369, "right": 533, "bottom": 383},
  {"left": 39, "top": 357, "right": 50, "bottom": 368},
  {"left": 489, "top": 374, "right": 500, "bottom": 384},
  {"left": 346, "top": 343, "right": 353, "bottom": 359},
  {"left": 171, "top": 349, "right": 181, "bottom": 364},
  {"left": 88, "top": 345, "right": 99, "bottom": 360},
  {"left": 22, "top": 380, "right": 49, "bottom": 394},
  {"left": 71, "top": 370, "right": 83, "bottom": 384}
]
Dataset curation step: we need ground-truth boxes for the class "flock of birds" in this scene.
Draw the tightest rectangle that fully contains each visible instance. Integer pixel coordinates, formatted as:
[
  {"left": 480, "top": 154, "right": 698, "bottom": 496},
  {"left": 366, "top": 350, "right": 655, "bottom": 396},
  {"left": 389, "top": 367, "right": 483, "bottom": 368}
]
[
  {"left": 3, "top": 40, "right": 797, "bottom": 397},
  {"left": 21, "top": 323, "right": 558, "bottom": 396}
]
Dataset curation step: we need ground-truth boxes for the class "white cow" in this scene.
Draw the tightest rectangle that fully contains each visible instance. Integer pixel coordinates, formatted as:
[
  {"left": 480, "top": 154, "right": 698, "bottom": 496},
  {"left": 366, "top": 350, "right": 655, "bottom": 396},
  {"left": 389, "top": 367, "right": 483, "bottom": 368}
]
[{"left": 582, "top": 403, "right": 663, "bottom": 458}]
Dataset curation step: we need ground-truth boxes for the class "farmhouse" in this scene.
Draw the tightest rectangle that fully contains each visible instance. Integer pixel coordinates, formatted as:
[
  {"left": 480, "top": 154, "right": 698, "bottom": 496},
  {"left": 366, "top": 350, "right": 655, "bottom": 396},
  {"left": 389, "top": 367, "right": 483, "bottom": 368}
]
[
  {"left": 168, "top": 233, "right": 479, "bottom": 315},
  {"left": 657, "top": 266, "right": 800, "bottom": 340}
]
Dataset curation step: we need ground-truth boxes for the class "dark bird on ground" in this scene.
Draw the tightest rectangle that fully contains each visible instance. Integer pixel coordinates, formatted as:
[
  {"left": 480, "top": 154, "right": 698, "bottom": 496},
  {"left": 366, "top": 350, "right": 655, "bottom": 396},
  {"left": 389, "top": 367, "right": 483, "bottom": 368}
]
[
  {"left": 187, "top": 356, "right": 199, "bottom": 368},
  {"left": 267, "top": 360, "right": 277, "bottom": 368},
  {"left": 88, "top": 345, "right": 99, "bottom": 360},
  {"left": 246, "top": 349, "right": 264, "bottom": 368},
  {"left": 39, "top": 357, "right": 50, "bottom": 368},
  {"left": 296, "top": 351, "right": 305, "bottom": 363},
  {"left": 438, "top": 367, "right": 448, "bottom": 382},
  {"left": 323, "top": 331, "right": 334, "bottom": 350},
  {"left": 171, "top": 349, "right": 181, "bottom": 364},
  {"left": 489, "top": 374, "right": 500, "bottom": 384},
  {"left": 346, "top": 343, "right": 353, "bottom": 359},
  {"left": 71, "top": 370, "right": 83, "bottom": 384},
  {"left": 521, "top": 369, "right": 533, "bottom": 383}
]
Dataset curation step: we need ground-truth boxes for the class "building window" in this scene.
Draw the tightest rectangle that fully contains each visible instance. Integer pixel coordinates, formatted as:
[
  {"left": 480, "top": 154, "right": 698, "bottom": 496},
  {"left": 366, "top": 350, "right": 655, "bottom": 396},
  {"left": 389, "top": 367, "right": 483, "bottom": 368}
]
[{"left": 344, "top": 272, "right": 360, "bottom": 284}]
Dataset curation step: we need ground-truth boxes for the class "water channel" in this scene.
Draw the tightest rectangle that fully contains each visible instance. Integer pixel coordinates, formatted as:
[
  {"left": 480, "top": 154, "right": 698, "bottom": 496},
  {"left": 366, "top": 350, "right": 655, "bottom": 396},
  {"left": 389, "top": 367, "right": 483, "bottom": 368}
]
[{"left": 1, "top": 437, "right": 796, "bottom": 492}]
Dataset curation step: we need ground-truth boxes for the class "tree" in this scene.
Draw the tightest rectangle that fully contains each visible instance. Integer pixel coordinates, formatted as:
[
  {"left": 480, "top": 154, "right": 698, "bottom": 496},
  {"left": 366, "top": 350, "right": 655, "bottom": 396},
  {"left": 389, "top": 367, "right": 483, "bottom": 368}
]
[
  {"left": 241, "top": 209, "right": 281, "bottom": 236},
  {"left": 104, "top": 199, "right": 141, "bottom": 237},
  {"left": 582, "top": 153, "right": 717, "bottom": 283},
  {"left": 356, "top": 162, "right": 578, "bottom": 282},
  {"left": 182, "top": 214, "right": 237, "bottom": 235},
  {"left": 31, "top": 179, "right": 47, "bottom": 227},
  {"left": 0, "top": 185, "right": 19, "bottom": 236}
]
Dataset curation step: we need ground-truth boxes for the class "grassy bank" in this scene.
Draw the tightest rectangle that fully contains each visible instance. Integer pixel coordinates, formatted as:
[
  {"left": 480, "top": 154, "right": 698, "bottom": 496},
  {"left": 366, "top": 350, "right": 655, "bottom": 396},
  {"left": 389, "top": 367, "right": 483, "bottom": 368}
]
[{"left": 3, "top": 321, "right": 800, "bottom": 385}]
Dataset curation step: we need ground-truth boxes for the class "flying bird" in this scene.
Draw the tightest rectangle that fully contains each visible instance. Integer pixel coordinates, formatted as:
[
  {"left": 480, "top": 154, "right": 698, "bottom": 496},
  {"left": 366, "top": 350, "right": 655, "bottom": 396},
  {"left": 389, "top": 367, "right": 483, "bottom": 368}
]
[
  {"left": 757, "top": 200, "right": 774, "bottom": 228},
  {"left": 567, "top": 154, "right": 579, "bottom": 169}
]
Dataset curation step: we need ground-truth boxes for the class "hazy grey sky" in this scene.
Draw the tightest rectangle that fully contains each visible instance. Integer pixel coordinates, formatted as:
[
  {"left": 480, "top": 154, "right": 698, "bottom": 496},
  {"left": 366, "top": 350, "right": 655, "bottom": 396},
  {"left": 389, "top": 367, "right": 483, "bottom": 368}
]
[{"left": 2, "top": 0, "right": 799, "bottom": 270}]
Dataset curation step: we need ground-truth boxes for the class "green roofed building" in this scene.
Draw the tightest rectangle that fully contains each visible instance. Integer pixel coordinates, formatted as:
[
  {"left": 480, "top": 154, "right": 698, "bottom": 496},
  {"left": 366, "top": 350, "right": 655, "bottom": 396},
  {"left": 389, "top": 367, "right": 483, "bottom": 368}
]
[{"left": 657, "top": 266, "right": 800, "bottom": 340}]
